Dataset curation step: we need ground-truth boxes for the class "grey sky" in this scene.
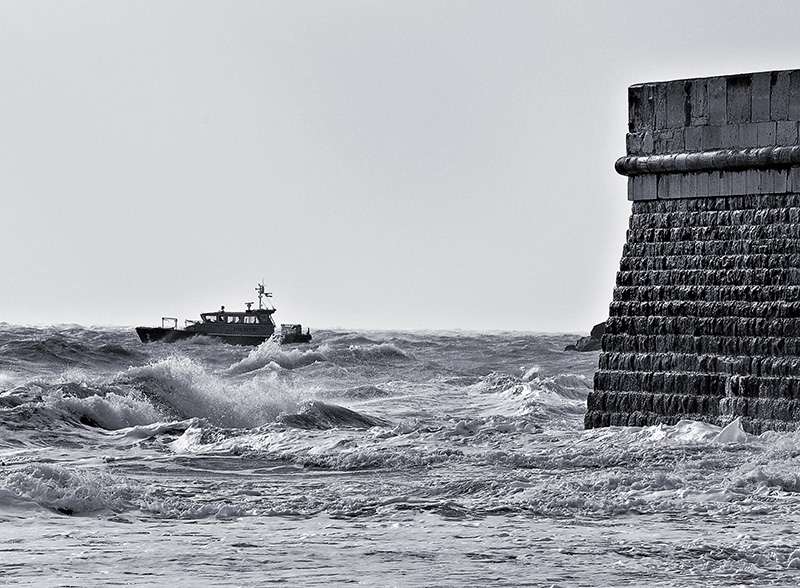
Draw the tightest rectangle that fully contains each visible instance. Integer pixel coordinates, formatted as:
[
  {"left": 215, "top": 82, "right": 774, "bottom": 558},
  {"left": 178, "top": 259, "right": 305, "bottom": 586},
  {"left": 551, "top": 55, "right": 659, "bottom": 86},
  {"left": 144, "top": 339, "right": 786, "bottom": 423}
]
[{"left": 3, "top": 1, "right": 800, "bottom": 332}]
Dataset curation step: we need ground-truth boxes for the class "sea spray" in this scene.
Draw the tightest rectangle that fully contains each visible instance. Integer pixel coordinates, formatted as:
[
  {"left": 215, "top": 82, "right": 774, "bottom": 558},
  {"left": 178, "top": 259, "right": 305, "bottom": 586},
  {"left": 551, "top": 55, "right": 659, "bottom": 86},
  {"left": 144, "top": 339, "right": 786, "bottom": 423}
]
[{"left": 117, "top": 355, "right": 302, "bottom": 428}]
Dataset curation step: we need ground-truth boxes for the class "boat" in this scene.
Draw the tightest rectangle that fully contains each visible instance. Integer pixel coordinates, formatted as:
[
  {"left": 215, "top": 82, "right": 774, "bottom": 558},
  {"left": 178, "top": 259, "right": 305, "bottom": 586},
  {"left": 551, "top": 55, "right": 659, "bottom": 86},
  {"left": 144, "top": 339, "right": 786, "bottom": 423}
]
[{"left": 135, "top": 283, "right": 312, "bottom": 345}]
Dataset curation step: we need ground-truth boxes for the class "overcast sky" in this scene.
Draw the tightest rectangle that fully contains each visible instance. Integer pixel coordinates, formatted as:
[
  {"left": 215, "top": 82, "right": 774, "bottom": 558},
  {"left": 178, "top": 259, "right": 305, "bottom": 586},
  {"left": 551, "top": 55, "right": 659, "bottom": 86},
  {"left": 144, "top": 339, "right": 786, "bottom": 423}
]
[{"left": 3, "top": 1, "right": 800, "bottom": 332}]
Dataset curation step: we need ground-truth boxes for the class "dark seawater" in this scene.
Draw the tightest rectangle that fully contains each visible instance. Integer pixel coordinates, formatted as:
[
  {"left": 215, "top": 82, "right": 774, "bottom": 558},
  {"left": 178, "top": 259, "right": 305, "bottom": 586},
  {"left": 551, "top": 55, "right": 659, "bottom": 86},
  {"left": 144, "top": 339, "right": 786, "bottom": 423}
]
[{"left": 1, "top": 324, "right": 800, "bottom": 586}]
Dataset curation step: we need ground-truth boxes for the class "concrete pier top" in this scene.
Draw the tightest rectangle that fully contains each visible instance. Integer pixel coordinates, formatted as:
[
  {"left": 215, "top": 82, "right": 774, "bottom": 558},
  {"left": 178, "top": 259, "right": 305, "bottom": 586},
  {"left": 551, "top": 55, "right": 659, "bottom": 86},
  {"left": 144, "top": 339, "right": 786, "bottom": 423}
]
[{"left": 617, "top": 70, "right": 800, "bottom": 201}]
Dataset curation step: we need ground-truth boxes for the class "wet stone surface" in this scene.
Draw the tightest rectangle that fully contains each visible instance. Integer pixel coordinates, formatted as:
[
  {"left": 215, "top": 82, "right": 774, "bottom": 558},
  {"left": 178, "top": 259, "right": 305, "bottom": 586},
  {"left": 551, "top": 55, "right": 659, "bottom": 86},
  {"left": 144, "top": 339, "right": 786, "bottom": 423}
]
[{"left": 589, "top": 194, "right": 800, "bottom": 434}]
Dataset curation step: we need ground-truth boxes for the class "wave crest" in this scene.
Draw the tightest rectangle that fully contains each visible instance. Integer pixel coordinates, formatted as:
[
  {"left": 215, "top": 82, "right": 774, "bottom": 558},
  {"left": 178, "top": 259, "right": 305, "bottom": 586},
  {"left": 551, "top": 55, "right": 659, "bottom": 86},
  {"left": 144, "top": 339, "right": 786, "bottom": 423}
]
[
  {"left": 227, "top": 340, "right": 327, "bottom": 374},
  {"left": 1, "top": 463, "right": 132, "bottom": 515},
  {"left": 116, "top": 356, "right": 299, "bottom": 428},
  {"left": 327, "top": 343, "right": 413, "bottom": 363},
  {"left": 277, "top": 400, "right": 388, "bottom": 430}
]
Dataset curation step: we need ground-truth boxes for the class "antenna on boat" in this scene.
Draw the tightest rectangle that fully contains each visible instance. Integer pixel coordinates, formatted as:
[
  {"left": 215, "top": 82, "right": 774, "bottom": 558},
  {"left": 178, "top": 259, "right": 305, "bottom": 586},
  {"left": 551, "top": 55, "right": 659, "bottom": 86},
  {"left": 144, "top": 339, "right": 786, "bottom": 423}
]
[{"left": 256, "top": 282, "right": 273, "bottom": 310}]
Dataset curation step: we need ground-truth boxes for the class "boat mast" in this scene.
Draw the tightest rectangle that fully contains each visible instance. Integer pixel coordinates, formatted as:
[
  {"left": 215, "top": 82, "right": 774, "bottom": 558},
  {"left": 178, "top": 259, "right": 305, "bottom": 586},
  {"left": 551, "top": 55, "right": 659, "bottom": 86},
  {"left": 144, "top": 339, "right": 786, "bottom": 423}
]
[{"left": 256, "top": 282, "right": 274, "bottom": 310}]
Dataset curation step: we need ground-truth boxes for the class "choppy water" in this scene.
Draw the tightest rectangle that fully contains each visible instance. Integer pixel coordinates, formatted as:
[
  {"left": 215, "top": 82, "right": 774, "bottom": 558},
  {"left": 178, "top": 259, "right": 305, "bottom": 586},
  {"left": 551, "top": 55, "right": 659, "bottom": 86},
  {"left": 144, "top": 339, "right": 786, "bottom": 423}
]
[{"left": 1, "top": 325, "right": 800, "bottom": 586}]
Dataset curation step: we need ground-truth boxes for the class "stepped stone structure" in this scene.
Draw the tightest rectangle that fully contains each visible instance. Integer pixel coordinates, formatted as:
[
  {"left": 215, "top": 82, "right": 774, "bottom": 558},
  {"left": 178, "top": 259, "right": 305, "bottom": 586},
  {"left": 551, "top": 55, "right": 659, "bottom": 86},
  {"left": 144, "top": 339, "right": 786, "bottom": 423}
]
[{"left": 586, "top": 69, "right": 800, "bottom": 434}]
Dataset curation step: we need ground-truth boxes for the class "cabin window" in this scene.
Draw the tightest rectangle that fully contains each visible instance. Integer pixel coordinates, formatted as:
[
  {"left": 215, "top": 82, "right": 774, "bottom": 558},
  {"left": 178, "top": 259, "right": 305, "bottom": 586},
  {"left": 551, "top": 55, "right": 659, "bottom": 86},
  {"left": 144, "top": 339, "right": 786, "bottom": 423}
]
[
  {"left": 244, "top": 316, "right": 257, "bottom": 324},
  {"left": 227, "top": 316, "right": 240, "bottom": 323}
]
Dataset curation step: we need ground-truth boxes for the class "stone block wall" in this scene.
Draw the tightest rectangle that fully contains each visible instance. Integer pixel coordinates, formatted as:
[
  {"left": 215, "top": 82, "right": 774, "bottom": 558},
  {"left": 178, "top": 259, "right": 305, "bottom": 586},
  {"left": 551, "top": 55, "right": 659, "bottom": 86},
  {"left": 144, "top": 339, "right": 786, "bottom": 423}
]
[{"left": 586, "top": 70, "right": 800, "bottom": 434}]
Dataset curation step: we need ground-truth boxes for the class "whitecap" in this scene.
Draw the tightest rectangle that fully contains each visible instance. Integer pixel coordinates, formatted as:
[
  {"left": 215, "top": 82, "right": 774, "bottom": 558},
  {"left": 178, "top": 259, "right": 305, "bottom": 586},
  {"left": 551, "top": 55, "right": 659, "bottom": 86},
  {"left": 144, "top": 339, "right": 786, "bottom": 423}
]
[
  {"left": 227, "top": 340, "right": 327, "bottom": 374},
  {"left": 713, "top": 417, "right": 748, "bottom": 444}
]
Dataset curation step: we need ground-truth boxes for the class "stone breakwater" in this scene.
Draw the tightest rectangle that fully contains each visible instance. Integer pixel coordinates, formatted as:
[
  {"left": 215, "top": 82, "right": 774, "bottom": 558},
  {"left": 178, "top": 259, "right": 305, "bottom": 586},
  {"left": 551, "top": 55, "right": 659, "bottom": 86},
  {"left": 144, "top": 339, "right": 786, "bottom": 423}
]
[{"left": 587, "top": 70, "right": 800, "bottom": 434}]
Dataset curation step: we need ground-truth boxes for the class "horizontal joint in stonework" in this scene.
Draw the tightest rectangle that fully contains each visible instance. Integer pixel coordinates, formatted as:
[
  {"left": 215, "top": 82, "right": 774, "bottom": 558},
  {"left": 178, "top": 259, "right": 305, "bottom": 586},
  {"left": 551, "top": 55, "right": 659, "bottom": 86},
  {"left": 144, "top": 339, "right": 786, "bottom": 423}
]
[{"left": 616, "top": 145, "right": 800, "bottom": 176}]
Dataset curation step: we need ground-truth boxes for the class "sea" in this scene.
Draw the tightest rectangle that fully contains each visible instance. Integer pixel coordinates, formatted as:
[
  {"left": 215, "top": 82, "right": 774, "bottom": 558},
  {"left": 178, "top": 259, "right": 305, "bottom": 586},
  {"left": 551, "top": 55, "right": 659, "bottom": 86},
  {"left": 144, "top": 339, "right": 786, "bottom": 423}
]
[{"left": 1, "top": 325, "right": 800, "bottom": 587}]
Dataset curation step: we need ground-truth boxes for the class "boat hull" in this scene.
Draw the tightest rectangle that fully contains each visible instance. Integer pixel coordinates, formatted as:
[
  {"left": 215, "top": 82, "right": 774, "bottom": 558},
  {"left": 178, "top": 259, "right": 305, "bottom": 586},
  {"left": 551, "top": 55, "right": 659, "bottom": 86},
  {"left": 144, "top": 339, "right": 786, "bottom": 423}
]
[
  {"left": 135, "top": 327, "right": 198, "bottom": 343},
  {"left": 135, "top": 326, "right": 311, "bottom": 346}
]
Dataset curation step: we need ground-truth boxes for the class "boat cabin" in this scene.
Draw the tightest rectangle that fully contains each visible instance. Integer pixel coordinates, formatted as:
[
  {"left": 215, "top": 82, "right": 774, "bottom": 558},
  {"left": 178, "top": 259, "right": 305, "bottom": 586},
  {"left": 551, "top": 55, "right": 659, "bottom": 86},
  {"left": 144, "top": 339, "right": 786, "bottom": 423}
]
[{"left": 199, "top": 310, "right": 275, "bottom": 326}]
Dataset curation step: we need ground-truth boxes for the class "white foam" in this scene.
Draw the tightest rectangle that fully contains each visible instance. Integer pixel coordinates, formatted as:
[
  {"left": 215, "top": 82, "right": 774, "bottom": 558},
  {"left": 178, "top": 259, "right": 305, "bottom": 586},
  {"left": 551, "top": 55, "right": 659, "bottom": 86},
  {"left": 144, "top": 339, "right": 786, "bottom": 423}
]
[
  {"left": 118, "top": 356, "right": 303, "bottom": 428},
  {"left": 228, "top": 340, "right": 328, "bottom": 374},
  {"left": 1, "top": 463, "right": 131, "bottom": 514},
  {"left": 713, "top": 417, "right": 748, "bottom": 444},
  {"left": 54, "top": 390, "right": 162, "bottom": 429}
]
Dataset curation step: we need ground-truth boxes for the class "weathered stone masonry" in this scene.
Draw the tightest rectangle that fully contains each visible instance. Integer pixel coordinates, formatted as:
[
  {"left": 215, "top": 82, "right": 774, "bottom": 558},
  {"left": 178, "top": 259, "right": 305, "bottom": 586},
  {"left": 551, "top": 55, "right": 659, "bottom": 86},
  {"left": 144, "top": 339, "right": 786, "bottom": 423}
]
[{"left": 586, "top": 70, "right": 800, "bottom": 434}]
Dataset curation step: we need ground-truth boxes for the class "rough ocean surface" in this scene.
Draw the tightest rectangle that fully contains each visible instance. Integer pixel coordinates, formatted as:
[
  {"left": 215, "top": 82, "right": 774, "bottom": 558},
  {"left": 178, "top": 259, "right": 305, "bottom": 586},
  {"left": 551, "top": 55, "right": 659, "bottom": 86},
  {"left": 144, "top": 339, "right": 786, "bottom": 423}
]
[{"left": 1, "top": 325, "right": 800, "bottom": 587}]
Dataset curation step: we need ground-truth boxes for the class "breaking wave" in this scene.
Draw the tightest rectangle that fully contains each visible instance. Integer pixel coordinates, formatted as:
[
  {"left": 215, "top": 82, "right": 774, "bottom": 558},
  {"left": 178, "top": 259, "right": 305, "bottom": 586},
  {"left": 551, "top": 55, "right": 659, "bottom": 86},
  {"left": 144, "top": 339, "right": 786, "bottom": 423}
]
[{"left": 227, "top": 340, "right": 328, "bottom": 373}]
